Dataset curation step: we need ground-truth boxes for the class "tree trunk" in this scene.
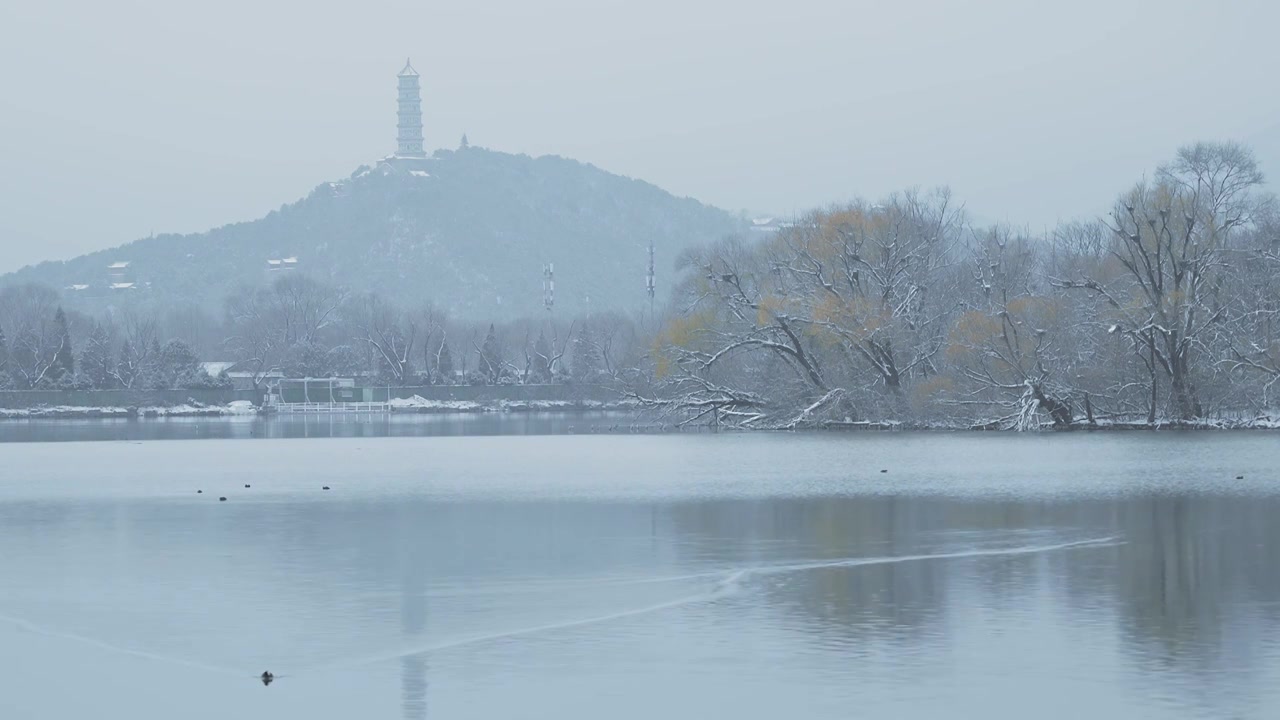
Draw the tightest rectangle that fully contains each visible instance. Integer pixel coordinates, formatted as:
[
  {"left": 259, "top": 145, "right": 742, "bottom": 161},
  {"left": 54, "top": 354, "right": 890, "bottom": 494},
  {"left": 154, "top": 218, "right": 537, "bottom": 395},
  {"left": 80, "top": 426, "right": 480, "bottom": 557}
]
[
  {"left": 1032, "top": 385, "right": 1073, "bottom": 428},
  {"left": 1169, "top": 350, "right": 1202, "bottom": 421},
  {"left": 1147, "top": 335, "right": 1157, "bottom": 425}
]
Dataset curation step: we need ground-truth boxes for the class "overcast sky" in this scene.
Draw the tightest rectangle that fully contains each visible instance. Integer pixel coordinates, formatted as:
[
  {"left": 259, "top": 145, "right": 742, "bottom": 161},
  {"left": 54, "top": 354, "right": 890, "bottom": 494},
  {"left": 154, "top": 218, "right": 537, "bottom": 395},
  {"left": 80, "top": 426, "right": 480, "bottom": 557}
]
[{"left": 1, "top": 0, "right": 1278, "bottom": 272}]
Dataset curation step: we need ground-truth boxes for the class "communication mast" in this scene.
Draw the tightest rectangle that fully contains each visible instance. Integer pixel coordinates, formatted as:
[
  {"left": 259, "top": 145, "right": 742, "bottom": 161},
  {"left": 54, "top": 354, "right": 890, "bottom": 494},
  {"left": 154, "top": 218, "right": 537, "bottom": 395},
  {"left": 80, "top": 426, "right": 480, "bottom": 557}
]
[
  {"left": 646, "top": 239, "right": 656, "bottom": 322},
  {"left": 543, "top": 263, "right": 554, "bottom": 312}
]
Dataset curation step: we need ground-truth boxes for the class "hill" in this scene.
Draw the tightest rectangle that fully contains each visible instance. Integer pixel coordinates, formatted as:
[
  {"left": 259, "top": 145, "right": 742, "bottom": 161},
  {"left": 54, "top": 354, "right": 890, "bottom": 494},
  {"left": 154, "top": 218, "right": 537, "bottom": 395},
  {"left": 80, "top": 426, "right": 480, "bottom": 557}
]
[{"left": 2, "top": 147, "right": 742, "bottom": 319}]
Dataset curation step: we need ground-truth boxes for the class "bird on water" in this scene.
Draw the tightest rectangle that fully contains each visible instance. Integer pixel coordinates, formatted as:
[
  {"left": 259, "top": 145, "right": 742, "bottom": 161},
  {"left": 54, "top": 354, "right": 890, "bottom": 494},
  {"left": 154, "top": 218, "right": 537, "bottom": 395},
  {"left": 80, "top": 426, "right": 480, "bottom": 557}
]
[{"left": 261, "top": 671, "right": 274, "bottom": 686}]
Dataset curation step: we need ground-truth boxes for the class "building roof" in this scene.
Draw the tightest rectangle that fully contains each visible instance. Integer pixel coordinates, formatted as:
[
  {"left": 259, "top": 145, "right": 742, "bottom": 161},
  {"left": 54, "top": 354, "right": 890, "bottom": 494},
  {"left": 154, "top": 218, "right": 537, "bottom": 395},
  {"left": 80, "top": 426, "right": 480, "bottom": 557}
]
[
  {"left": 398, "top": 58, "right": 419, "bottom": 77},
  {"left": 107, "top": 261, "right": 130, "bottom": 269},
  {"left": 199, "top": 361, "right": 238, "bottom": 376}
]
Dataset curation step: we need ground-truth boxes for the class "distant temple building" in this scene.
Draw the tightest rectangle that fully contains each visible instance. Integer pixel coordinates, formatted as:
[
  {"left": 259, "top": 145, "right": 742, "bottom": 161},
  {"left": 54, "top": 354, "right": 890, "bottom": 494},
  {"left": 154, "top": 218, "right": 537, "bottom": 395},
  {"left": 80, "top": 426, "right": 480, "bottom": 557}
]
[
  {"left": 396, "top": 59, "right": 426, "bottom": 158},
  {"left": 366, "top": 59, "right": 432, "bottom": 178}
]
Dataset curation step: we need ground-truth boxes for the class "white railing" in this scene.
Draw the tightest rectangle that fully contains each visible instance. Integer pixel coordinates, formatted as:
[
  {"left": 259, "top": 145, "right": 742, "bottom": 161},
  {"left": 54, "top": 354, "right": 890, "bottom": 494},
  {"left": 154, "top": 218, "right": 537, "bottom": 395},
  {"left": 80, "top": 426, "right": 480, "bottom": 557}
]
[{"left": 274, "top": 401, "right": 391, "bottom": 414}]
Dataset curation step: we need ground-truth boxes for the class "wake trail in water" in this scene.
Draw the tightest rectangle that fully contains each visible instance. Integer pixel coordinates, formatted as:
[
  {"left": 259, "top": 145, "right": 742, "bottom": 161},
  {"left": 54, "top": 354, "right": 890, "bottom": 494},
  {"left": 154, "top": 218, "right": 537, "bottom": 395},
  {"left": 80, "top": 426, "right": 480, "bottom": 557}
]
[
  {"left": 0, "top": 612, "right": 243, "bottom": 676},
  {"left": 315, "top": 535, "right": 1118, "bottom": 671},
  {"left": 3, "top": 536, "right": 1117, "bottom": 676},
  {"left": 311, "top": 569, "right": 751, "bottom": 673},
  {"left": 752, "top": 536, "right": 1120, "bottom": 577}
]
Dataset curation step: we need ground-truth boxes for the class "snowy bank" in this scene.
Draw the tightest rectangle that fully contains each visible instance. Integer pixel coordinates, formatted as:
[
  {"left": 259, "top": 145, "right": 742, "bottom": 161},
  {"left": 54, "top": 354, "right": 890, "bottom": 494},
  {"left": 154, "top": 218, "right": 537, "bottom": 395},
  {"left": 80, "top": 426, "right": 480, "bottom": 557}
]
[
  {"left": 0, "top": 400, "right": 260, "bottom": 420},
  {"left": 384, "top": 395, "right": 639, "bottom": 414},
  {"left": 767, "top": 415, "right": 1280, "bottom": 432}
]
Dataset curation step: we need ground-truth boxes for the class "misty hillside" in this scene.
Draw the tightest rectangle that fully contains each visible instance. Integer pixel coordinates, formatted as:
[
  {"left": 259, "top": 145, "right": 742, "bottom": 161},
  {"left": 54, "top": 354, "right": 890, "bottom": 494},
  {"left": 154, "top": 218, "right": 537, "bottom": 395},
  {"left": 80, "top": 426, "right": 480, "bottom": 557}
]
[{"left": 2, "top": 147, "right": 742, "bottom": 319}]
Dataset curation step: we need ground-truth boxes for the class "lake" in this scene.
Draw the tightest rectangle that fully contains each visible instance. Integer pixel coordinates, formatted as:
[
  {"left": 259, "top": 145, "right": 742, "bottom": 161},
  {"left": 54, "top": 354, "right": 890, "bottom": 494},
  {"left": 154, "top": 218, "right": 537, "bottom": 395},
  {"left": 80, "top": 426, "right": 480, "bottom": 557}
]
[{"left": 1, "top": 421, "right": 1279, "bottom": 719}]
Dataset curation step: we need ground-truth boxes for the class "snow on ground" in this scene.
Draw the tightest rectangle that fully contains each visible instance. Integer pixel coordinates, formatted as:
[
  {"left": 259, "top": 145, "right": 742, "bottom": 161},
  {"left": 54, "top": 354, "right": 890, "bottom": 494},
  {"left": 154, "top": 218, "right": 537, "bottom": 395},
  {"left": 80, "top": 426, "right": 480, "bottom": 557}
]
[
  {"left": 0, "top": 396, "right": 640, "bottom": 420},
  {"left": 226, "top": 401, "right": 257, "bottom": 414},
  {"left": 384, "top": 396, "right": 637, "bottom": 413},
  {"left": 0, "top": 403, "right": 260, "bottom": 419},
  {"left": 387, "top": 396, "right": 484, "bottom": 412}
]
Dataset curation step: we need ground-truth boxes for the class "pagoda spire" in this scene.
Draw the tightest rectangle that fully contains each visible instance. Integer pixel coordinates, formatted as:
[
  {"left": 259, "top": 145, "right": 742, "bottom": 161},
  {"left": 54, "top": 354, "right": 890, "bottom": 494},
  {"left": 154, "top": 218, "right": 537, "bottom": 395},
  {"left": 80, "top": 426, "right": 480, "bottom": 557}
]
[{"left": 396, "top": 59, "right": 425, "bottom": 157}]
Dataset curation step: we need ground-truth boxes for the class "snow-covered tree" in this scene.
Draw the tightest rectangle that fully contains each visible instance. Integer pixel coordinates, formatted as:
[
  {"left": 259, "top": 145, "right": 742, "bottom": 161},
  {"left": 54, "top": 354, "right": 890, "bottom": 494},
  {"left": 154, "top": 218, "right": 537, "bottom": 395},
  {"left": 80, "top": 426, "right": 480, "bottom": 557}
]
[
  {"left": 51, "top": 307, "right": 74, "bottom": 383},
  {"left": 110, "top": 310, "right": 160, "bottom": 389},
  {"left": 0, "top": 326, "right": 11, "bottom": 390},
  {"left": 348, "top": 293, "right": 420, "bottom": 385},
  {"left": 434, "top": 339, "right": 455, "bottom": 385},
  {"left": 572, "top": 322, "right": 603, "bottom": 382},
  {"left": 325, "top": 345, "right": 364, "bottom": 377},
  {"left": 531, "top": 329, "right": 553, "bottom": 383},
  {"left": 283, "top": 340, "right": 331, "bottom": 378},
  {"left": 946, "top": 227, "right": 1076, "bottom": 428},
  {"left": 477, "top": 324, "right": 503, "bottom": 384},
  {"left": 1058, "top": 142, "right": 1266, "bottom": 420},
  {"left": 0, "top": 283, "right": 63, "bottom": 388},
  {"left": 79, "top": 322, "right": 115, "bottom": 389}
]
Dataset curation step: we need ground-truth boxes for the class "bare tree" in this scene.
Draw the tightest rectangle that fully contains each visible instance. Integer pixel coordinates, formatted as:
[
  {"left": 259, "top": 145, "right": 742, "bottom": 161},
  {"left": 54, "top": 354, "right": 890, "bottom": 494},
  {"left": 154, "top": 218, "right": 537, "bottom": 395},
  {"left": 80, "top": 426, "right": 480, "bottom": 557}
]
[
  {"left": 350, "top": 293, "right": 422, "bottom": 384},
  {"left": 223, "top": 275, "right": 349, "bottom": 387},
  {"left": 641, "top": 189, "right": 962, "bottom": 427},
  {"left": 224, "top": 290, "right": 281, "bottom": 388},
  {"left": 773, "top": 189, "right": 962, "bottom": 401},
  {"left": 0, "top": 283, "right": 64, "bottom": 388},
  {"left": 947, "top": 227, "right": 1075, "bottom": 429},
  {"left": 1222, "top": 199, "right": 1280, "bottom": 405},
  {"left": 1057, "top": 142, "right": 1265, "bottom": 421},
  {"left": 270, "top": 274, "right": 346, "bottom": 345}
]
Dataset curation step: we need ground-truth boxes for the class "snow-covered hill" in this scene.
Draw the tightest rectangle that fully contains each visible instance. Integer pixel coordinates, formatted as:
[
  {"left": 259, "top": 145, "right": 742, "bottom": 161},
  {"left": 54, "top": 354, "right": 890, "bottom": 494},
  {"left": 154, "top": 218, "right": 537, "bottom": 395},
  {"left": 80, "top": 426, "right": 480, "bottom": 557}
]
[{"left": 2, "top": 147, "right": 742, "bottom": 319}]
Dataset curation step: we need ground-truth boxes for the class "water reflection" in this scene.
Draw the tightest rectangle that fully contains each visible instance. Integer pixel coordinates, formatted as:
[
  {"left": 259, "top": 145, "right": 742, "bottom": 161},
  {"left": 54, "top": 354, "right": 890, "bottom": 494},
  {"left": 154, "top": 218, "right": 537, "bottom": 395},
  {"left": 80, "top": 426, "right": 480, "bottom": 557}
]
[
  {"left": 1, "top": 437, "right": 1279, "bottom": 719},
  {"left": 399, "top": 509, "right": 428, "bottom": 720},
  {"left": 663, "top": 494, "right": 1280, "bottom": 713},
  {"left": 0, "top": 411, "right": 637, "bottom": 443}
]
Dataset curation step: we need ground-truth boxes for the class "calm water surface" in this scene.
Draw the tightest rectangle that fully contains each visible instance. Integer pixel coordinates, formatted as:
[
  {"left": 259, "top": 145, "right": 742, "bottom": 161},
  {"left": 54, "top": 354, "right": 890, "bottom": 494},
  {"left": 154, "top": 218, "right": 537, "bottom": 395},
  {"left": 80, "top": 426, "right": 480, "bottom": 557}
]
[{"left": 1, "top": 423, "right": 1278, "bottom": 719}]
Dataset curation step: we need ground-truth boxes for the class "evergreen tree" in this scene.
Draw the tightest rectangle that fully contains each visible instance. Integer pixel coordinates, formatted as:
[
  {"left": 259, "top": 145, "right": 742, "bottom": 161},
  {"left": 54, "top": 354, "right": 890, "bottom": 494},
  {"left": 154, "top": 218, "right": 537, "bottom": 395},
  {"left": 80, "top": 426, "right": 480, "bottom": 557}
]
[
  {"left": 435, "top": 340, "right": 455, "bottom": 384},
  {"left": 283, "top": 340, "right": 329, "bottom": 378},
  {"left": 325, "top": 345, "right": 363, "bottom": 376},
  {"left": 459, "top": 133, "right": 469, "bottom": 149},
  {"left": 140, "top": 338, "right": 165, "bottom": 388},
  {"left": 572, "top": 322, "right": 602, "bottom": 381},
  {"left": 479, "top": 324, "right": 503, "bottom": 384},
  {"left": 155, "top": 339, "right": 201, "bottom": 388},
  {"left": 51, "top": 307, "right": 74, "bottom": 381},
  {"left": 79, "top": 323, "right": 114, "bottom": 389}
]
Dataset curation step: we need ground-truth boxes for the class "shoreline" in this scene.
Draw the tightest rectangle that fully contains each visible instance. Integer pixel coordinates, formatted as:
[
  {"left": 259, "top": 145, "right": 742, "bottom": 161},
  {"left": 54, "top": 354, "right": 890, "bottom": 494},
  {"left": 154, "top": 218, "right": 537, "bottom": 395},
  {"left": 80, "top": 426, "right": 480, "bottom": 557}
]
[
  {"left": 0, "top": 398, "right": 641, "bottom": 420},
  {"left": 1, "top": 401, "right": 1277, "bottom": 433}
]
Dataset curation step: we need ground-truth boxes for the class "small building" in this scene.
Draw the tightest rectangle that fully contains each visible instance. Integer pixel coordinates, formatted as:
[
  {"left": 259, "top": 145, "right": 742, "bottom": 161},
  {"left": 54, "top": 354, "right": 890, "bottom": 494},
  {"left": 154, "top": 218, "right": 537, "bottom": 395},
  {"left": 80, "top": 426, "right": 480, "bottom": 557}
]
[
  {"left": 199, "top": 361, "right": 238, "bottom": 378},
  {"left": 266, "top": 256, "right": 299, "bottom": 279},
  {"left": 749, "top": 217, "right": 794, "bottom": 233},
  {"left": 107, "top": 260, "right": 134, "bottom": 287},
  {"left": 225, "top": 369, "right": 284, "bottom": 391},
  {"left": 272, "top": 377, "right": 362, "bottom": 404}
]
